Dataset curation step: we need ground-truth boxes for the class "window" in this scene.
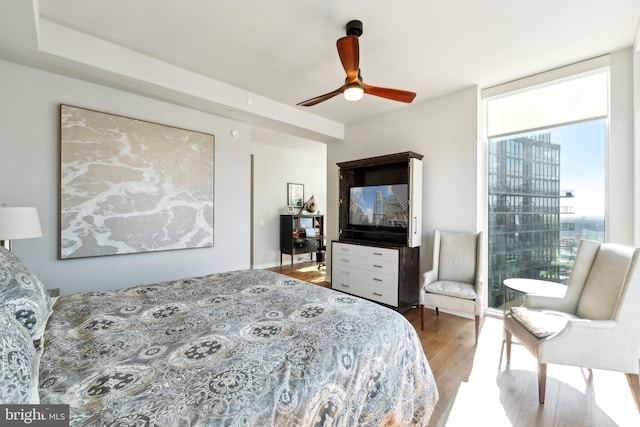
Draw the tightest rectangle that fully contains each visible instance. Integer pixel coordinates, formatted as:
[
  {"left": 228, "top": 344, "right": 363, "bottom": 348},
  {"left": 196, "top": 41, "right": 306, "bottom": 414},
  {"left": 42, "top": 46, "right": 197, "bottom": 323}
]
[{"left": 485, "top": 65, "right": 607, "bottom": 309}]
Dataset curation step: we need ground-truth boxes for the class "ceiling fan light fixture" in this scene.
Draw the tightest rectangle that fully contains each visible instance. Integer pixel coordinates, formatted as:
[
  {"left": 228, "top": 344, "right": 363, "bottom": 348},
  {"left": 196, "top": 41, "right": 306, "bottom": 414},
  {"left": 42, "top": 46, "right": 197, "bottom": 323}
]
[{"left": 344, "top": 83, "right": 364, "bottom": 101}]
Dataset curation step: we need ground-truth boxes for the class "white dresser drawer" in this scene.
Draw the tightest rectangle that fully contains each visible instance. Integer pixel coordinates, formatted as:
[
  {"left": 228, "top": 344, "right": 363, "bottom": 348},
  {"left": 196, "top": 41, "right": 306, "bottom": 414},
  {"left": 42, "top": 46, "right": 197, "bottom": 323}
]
[
  {"left": 331, "top": 268, "right": 367, "bottom": 295},
  {"left": 360, "top": 245, "right": 398, "bottom": 262},
  {"left": 332, "top": 253, "right": 360, "bottom": 268},
  {"left": 359, "top": 289, "right": 397, "bottom": 306},
  {"left": 332, "top": 266, "right": 356, "bottom": 283},
  {"left": 360, "top": 258, "right": 398, "bottom": 275},
  {"left": 334, "top": 254, "right": 395, "bottom": 272},
  {"left": 331, "top": 241, "right": 405, "bottom": 308},
  {"left": 332, "top": 265, "right": 398, "bottom": 306},
  {"left": 332, "top": 270, "right": 397, "bottom": 305},
  {"left": 367, "top": 271, "right": 399, "bottom": 288},
  {"left": 361, "top": 272, "right": 398, "bottom": 306},
  {"left": 333, "top": 243, "right": 397, "bottom": 270},
  {"left": 333, "top": 242, "right": 362, "bottom": 256}
]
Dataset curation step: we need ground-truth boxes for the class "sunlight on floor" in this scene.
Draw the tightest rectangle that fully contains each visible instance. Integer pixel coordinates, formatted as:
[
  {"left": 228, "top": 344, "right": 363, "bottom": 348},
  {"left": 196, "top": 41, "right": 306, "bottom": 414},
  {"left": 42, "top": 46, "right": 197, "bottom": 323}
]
[
  {"left": 297, "top": 266, "right": 322, "bottom": 273},
  {"left": 443, "top": 317, "right": 640, "bottom": 427}
]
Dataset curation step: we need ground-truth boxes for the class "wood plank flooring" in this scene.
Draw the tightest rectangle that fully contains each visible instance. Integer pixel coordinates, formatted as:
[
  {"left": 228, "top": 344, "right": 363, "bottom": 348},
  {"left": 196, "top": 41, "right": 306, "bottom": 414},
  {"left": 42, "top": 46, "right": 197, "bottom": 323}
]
[{"left": 267, "top": 262, "right": 640, "bottom": 426}]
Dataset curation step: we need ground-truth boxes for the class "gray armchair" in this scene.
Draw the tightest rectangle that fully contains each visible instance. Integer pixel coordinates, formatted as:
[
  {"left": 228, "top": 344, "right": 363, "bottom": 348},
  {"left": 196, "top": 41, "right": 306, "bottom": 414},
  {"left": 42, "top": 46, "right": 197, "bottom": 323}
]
[
  {"left": 504, "top": 239, "right": 640, "bottom": 410},
  {"left": 420, "top": 230, "right": 484, "bottom": 344}
]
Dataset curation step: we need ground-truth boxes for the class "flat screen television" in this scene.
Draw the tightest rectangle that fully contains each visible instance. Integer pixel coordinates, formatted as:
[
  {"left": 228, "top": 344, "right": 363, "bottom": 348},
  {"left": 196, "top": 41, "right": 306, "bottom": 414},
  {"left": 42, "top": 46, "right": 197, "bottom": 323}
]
[{"left": 348, "top": 184, "right": 409, "bottom": 231}]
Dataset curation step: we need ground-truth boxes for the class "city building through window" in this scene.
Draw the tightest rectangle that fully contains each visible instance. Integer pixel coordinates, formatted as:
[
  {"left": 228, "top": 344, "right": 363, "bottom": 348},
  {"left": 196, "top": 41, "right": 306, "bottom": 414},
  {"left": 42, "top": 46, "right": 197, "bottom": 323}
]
[{"left": 484, "top": 63, "right": 608, "bottom": 309}]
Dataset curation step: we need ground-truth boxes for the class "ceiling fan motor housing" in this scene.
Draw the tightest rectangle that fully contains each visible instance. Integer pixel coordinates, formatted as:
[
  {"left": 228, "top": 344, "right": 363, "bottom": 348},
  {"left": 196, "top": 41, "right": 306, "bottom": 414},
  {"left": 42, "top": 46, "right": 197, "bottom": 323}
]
[{"left": 346, "top": 20, "right": 363, "bottom": 37}]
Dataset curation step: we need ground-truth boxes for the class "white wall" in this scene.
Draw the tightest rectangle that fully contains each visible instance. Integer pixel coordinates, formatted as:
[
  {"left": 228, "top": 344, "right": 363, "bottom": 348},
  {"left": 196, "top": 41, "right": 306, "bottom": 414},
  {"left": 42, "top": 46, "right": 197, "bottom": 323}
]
[
  {"left": 0, "top": 59, "right": 253, "bottom": 295},
  {"left": 608, "top": 48, "right": 636, "bottom": 245},
  {"left": 250, "top": 130, "right": 326, "bottom": 268},
  {"left": 326, "top": 86, "right": 480, "bottom": 275},
  {"left": 634, "top": 32, "right": 640, "bottom": 246}
]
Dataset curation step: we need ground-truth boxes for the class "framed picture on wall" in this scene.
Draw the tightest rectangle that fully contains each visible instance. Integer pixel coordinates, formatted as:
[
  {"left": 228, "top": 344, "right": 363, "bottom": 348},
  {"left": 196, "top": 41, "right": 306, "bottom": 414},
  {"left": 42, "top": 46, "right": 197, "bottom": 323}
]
[
  {"left": 287, "top": 183, "right": 304, "bottom": 208},
  {"left": 59, "top": 104, "right": 215, "bottom": 259}
]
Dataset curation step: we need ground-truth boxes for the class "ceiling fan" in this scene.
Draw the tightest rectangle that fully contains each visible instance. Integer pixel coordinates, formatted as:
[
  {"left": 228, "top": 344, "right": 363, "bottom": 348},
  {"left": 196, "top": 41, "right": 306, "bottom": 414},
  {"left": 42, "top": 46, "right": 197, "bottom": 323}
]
[{"left": 297, "top": 20, "right": 416, "bottom": 107}]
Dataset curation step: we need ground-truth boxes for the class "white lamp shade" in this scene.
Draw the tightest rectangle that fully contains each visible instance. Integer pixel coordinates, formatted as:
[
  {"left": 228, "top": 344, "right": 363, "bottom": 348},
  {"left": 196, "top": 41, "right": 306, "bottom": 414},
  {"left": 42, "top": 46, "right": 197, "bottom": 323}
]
[{"left": 0, "top": 207, "right": 42, "bottom": 240}]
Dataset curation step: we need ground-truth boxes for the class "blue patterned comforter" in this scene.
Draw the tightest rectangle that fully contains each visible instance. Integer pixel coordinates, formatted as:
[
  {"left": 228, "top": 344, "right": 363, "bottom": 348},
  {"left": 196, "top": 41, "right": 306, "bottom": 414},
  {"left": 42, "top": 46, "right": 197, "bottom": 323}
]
[{"left": 39, "top": 269, "right": 437, "bottom": 426}]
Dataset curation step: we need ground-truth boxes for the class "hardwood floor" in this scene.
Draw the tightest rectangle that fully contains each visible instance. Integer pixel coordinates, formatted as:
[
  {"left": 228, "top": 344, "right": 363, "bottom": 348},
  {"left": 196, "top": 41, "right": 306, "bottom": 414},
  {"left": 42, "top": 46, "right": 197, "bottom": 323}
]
[{"left": 267, "top": 262, "right": 640, "bottom": 426}]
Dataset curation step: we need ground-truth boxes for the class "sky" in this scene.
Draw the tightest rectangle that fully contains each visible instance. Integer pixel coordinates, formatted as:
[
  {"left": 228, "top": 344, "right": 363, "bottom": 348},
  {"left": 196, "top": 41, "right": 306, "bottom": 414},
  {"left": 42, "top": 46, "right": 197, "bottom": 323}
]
[{"left": 548, "top": 118, "right": 605, "bottom": 217}]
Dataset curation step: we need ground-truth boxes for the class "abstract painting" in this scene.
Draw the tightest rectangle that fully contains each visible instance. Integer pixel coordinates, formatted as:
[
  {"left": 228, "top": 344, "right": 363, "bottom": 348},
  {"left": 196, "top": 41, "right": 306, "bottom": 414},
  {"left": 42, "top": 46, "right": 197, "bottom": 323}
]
[{"left": 59, "top": 104, "right": 214, "bottom": 259}]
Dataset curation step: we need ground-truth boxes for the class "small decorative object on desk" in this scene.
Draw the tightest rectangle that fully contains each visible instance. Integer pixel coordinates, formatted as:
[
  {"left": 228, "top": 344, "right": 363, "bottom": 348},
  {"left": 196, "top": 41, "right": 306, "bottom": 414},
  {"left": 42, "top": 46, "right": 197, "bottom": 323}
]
[{"left": 302, "top": 195, "right": 317, "bottom": 214}]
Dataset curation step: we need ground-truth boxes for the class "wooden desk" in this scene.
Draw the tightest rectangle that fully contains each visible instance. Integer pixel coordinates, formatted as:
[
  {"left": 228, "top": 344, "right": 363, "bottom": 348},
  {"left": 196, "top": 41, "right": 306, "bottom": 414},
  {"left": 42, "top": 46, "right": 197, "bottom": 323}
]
[{"left": 280, "top": 214, "right": 325, "bottom": 267}]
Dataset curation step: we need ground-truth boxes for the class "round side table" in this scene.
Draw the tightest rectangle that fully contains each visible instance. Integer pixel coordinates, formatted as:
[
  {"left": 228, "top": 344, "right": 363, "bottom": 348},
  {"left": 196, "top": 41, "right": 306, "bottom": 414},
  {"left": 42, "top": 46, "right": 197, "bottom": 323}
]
[{"left": 503, "top": 278, "right": 566, "bottom": 312}]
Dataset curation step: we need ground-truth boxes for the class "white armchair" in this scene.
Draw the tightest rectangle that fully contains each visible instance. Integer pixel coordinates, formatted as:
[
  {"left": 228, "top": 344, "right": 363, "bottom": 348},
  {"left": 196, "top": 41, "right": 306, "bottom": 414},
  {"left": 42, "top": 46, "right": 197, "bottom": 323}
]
[
  {"left": 504, "top": 239, "right": 640, "bottom": 410},
  {"left": 420, "top": 230, "right": 484, "bottom": 344}
]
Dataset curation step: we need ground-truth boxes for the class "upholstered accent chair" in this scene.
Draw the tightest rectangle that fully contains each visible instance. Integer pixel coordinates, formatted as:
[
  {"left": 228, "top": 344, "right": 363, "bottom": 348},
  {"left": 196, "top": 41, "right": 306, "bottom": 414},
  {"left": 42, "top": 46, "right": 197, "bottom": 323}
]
[
  {"left": 420, "top": 230, "right": 484, "bottom": 344},
  {"left": 504, "top": 239, "right": 640, "bottom": 410}
]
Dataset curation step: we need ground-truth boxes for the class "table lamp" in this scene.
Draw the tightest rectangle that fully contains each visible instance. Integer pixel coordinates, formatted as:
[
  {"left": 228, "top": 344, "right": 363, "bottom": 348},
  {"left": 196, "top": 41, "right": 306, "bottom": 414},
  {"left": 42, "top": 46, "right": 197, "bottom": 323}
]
[{"left": 0, "top": 206, "right": 42, "bottom": 252}]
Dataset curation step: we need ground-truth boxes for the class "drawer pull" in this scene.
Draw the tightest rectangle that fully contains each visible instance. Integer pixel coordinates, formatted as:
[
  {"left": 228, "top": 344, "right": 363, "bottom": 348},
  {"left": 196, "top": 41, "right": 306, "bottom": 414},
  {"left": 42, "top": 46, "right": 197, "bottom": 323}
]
[
  {"left": 340, "top": 271, "right": 350, "bottom": 275},
  {"left": 341, "top": 259, "right": 350, "bottom": 263},
  {"left": 373, "top": 278, "right": 383, "bottom": 282},
  {"left": 372, "top": 292, "right": 383, "bottom": 297},
  {"left": 373, "top": 252, "right": 383, "bottom": 256},
  {"left": 340, "top": 284, "right": 350, "bottom": 288},
  {"left": 373, "top": 264, "right": 383, "bottom": 268}
]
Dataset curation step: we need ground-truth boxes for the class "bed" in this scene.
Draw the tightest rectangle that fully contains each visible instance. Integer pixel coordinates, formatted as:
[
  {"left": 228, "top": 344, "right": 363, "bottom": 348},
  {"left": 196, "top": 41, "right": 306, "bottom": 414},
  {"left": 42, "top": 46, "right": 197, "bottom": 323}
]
[{"left": 1, "top": 247, "right": 438, "bottom": 426}]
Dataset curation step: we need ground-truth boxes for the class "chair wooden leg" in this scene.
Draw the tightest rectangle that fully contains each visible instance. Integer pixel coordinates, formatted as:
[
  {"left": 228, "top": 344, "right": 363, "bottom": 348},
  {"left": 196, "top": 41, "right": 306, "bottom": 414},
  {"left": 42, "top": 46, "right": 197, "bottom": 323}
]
[
  {"left": 474, "top": 315, "right": 480, "bottom": 345},
  {"left": 505, "top": 329, "right": 512, "bottom": 366},
  {"left": 420, "top": 304, "right": 424, "bottom": 330},
  {"left": 625, "top": 373, "right": 640, "bottom": 412},
  {"left": 538, "top": 362, "right": 547, "bottom": 404}
]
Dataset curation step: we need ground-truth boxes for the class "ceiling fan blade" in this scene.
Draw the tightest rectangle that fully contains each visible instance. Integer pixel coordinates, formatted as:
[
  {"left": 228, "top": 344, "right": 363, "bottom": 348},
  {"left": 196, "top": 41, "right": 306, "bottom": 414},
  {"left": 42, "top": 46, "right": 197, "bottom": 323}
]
[
  {"left": 297, "top": 86, "right": 345, "bottom": 107},
  {"left": 337, "top": 35, "right": 359, "bottom": 81},
  {"left": 362, "top": 83, "right": 416, "bottom": 103}
]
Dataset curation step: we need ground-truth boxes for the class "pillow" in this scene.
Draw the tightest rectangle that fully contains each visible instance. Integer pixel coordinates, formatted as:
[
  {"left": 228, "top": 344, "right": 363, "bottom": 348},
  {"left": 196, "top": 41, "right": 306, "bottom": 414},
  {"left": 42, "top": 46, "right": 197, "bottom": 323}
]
[
  {"left": 510, "top": 306, "right": 579, "bottom": 338},
  {"left": 424, "top": 280, "right": 476, "bottom": 300},
  {"left": 0, "top": 247, "right": 52, "bottom": 342},
  {"left": 0, "top": 310, "right": 39, "bottom": 404}
]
